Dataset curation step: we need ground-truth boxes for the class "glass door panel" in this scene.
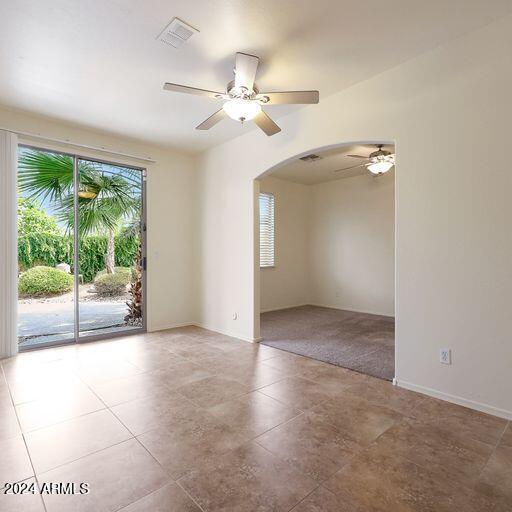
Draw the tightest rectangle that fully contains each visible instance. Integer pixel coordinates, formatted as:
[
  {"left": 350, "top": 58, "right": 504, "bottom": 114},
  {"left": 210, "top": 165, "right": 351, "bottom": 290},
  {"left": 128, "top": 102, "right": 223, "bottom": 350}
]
[
  {"left": 77, "top": 158, "right": 144, "bottom": 340},
  {"left": 17, "top": 147, "right": 76, "bottom": 348}
]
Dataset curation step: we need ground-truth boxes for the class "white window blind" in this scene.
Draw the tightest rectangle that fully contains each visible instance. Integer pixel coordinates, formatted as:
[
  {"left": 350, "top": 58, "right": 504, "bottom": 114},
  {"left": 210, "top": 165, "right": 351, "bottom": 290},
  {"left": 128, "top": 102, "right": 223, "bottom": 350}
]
[{"left": 259, "top": 192, "right": 275, "bottom": 267}]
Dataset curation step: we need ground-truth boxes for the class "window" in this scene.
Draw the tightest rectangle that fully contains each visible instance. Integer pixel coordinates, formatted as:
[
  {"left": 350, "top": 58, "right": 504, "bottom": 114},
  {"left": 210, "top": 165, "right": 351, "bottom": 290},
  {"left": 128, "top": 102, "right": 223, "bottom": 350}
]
[{"left": 259, "top": 192, "right": 275, "bottom": 267}]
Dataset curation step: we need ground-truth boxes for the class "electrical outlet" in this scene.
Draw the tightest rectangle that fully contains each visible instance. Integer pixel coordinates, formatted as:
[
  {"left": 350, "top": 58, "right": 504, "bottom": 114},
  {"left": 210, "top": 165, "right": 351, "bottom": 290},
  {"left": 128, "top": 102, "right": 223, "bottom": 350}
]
[{"left": 440, "top": 348, "right": 451, "bottom": 365}]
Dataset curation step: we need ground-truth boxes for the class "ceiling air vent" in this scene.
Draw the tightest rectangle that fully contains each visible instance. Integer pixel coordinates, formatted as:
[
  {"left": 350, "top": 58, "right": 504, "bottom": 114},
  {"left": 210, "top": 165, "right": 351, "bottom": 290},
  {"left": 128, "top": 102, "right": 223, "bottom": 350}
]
[
  {"left": 299, "top": 154, "right": 322, "bottom": 162},
  {"left": 157, "top": 17, "right": 199, "bottom": 49}
]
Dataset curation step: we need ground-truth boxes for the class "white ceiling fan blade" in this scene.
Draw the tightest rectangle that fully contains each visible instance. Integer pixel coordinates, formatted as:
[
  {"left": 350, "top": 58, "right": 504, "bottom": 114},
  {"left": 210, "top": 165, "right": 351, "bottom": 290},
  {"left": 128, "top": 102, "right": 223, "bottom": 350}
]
[
  {"left": 346, "top": 154, "right": 369, "bottom": 159},
  {"left": 234, "top": 53, "right": 259, "bottom": 91},
  {"left": 196, "top": 109, "right": 228, "bottom": 130},
  {"left": 333, "top": 163, "right": 366, "bottom": 173},
  {"left": 253, "top": 111, "right": 281, "bottom": 136},
  {"left": 163, "top": 83, "right": 226, "bottom": 100},
  {"left": 256, "top": 90, "right": 319, "bottom": 105}
]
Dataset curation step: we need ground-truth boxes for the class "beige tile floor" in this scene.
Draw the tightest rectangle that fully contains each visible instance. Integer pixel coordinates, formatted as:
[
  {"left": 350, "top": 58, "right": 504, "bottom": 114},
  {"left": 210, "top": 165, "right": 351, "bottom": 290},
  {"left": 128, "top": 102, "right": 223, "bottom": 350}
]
[{"left": 0, "top": 326, "right": 510, "bottom": 512}]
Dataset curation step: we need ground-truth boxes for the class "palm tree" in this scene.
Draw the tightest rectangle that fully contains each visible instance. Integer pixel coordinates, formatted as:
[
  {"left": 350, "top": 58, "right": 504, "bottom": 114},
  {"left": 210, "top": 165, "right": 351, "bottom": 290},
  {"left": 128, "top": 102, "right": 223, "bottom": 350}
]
[{"left": 18, "top": 150, "right": 141, "bottom": 274}]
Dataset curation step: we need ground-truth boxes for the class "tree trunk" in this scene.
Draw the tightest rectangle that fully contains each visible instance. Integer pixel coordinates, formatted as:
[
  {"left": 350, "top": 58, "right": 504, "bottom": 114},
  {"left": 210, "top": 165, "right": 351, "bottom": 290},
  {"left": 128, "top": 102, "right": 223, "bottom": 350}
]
[
  {"left": 106, "top": 229, "right": 115, "bottom": 274},
  {"left": 125, "top": 243, "right": 143, "bottom": 326}
]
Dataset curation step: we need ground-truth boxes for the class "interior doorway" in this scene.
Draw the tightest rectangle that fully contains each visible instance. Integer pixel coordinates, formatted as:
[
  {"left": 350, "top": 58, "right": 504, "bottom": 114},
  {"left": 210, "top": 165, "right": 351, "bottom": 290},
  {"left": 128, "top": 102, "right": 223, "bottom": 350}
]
[
  {"left": 17, "top": 146, "right": 146, "bottom": 350},
  {"left": 256, "top": 142, "right": 396, "bottom": 380}
]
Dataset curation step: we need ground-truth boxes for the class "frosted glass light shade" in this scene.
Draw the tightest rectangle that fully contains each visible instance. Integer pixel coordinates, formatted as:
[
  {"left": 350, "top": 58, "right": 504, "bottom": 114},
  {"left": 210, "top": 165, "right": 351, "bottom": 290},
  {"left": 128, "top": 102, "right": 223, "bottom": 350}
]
[
  {"left": 367, "top": 161, "right": 394, "bottom": 174},
  {"left": 223, "top": 99, "right": 261, "bottom": 122}
]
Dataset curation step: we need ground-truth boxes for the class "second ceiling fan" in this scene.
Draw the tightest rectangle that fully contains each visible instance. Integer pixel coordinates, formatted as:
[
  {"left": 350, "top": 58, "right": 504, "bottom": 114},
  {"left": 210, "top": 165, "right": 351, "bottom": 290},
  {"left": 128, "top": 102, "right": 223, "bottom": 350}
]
[
  {"left": 333, "top": 145, "right": 396, "bottom": 176},
  {"left": 163, "top": 52, "right": 319, "bottom": 136}
]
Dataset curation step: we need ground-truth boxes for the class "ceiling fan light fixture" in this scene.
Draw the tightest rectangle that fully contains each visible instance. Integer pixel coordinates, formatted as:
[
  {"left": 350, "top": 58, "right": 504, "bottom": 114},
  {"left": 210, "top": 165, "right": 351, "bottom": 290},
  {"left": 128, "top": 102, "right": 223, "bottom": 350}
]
[
  {"left": 222, "top": 99, "right": 261, "bottom": 122},
  {"left": 367, "top": 161, "right": 394, "bottom": 174},
  {"left": 366, "top": 153, "right": 395, "bottom": 175}
]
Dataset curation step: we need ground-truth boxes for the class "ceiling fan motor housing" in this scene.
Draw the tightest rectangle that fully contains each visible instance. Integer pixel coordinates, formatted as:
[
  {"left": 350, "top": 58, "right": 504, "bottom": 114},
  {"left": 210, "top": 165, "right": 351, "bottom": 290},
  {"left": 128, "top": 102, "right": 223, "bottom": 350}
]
[
  {"left": 226, "top": 80, "right": 260, "bottom": 100},
  {"left": 369, "top": 145, "right": 391, "bottom": 160}
]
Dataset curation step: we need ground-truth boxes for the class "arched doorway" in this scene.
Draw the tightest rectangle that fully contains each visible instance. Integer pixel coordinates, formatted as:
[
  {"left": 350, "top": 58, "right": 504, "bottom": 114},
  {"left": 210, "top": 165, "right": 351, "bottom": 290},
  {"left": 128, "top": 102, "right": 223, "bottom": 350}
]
[{"left": 253, "top": 141, "right": 396, "bottom": 381}]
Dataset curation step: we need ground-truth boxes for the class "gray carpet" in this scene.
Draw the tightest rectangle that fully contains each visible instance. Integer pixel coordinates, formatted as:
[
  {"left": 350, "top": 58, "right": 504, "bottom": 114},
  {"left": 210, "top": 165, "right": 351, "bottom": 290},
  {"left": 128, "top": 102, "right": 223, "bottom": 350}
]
[{"left": 260, "top": 305, "right": 395, "bottom": 381}]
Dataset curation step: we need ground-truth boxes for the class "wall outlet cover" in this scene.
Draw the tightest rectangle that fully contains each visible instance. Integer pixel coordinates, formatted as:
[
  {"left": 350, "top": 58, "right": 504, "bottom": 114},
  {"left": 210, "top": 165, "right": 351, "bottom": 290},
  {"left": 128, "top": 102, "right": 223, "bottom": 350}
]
[{"left": 440, "top": 348, "right": 451, "bottom": 365}]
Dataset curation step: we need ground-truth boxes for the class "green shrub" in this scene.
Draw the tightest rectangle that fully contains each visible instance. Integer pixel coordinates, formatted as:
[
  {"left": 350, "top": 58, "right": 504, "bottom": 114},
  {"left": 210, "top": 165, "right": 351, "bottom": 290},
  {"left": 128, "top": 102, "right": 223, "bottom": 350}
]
[
  {"left": 93, "top": 269, "right": 131, "bottom": 296},
  {"left": 78, "top": 236, "right": 139, "bottom": 282},
  {"left": 18, "top": 233, "right": 72, "bottom": 273},
  {"left": 18, "top": 266, "right": 73, "bottom": 297},
  {"left": 95, "top": 266, "right": 133, "bottom": 281},
  {"left": 18, "top": 234, "right": 139, "bottom": 282}
]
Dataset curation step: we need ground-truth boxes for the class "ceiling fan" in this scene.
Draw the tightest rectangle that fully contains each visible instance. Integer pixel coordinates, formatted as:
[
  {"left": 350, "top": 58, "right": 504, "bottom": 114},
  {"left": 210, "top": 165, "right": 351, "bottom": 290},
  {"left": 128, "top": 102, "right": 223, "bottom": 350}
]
[
  {"left": 163, "top": 52, "right": 319, "bottom": 136},
  {"left": 333, "top": 144, "right": 395, "bottom": 176}
]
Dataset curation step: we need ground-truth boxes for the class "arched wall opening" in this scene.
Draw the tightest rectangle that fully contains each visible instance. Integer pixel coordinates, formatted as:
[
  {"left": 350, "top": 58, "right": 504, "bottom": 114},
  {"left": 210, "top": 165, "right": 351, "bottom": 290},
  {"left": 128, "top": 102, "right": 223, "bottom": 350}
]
[{"left": 253, "top": 139, "right": 398, "bottom": 380}]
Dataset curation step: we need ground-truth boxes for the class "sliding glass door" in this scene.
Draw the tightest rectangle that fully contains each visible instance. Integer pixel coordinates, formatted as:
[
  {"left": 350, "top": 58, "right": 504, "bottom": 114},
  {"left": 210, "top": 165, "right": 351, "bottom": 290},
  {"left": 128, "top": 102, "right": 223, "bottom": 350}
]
[
  {"left": 17, "top": 147, "right": 77, "bottom": 347},
  {"left": 17, "top": 146, "right": 145, "bottom": 350},
  {"left": 77, "top": 158, "right": 144, "bottom": 340}
]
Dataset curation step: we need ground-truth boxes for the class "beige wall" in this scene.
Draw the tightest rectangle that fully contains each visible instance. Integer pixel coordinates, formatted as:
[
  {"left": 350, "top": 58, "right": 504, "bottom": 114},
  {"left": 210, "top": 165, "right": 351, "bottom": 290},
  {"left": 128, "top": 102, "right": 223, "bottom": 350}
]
[
  {"left": 258, "top": 176, "right": 310, "bottom": 312},
  {"left": 0, "top": 105, "right": 198, "bottom": 332},
  {"left": 309, "top": 172, "right": 395, "bottom": 316},
  {"left": 198, "top": 15, "right": 512, "bottom": 418}
]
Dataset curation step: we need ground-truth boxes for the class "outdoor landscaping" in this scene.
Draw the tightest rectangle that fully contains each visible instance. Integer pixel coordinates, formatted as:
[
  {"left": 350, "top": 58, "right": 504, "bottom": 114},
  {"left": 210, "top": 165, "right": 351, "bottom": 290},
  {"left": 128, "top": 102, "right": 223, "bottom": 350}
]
[
  {"left": 17, "top": 149, "right": 144, "bottom": 346},
  {"left": 18, "top": 265, "right": 74, "bottom": 297}
]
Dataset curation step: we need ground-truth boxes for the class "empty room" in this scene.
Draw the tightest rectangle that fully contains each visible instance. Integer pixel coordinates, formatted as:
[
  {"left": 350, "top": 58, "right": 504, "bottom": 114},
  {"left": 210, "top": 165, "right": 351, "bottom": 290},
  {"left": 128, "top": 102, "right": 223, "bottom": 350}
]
[
  {"left": 259, "top": 143, "right": 396, "bottom": 381},
  {"left": 1, "top": 2, "right": 511, "bottom": 511}
]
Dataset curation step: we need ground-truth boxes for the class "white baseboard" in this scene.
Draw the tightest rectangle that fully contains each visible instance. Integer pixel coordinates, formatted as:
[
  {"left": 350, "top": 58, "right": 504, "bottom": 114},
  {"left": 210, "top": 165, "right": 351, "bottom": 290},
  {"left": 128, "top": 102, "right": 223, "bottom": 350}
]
[
  {"left": 148, "top": 321, "right": 196, "bottom": 333},
  {"left": 149, "top": 321, "right": 260, "bottom": 343},
  {"left": 309, "top": 302, "right": 395, "bottom": 318},
  {"left": 193, "top": 323, "right": 259, "bottom": 343},
  {"left": 260, "top": 303, "right": 394, "bottom": 317},
  {"left": 395, "top": 379, "right": 512, "bottom": 420},
  {"left": 260, "top": 303, "right": 309, "bottom": 314}
]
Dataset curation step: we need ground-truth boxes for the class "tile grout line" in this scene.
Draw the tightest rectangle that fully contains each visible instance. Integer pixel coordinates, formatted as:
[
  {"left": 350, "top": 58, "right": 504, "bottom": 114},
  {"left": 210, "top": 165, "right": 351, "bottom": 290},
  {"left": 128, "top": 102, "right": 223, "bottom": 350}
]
[
  {"left": 107, "top": 340, "right": 302, "bottom": 512},
  {"left": 252, "top": 442, "right": 326, "bottom": 510},
  {"left": 17, "top": 404, "right": 108, "bottom": 436},
  {"left": 98, "top": 375, "right": 184, "bottom": 500},
  {"left": 5, "top": 347, "right": 136, "bottom": 434},
  {"left": 251, "top": 409, "right": 306, "bottom": 441},
  {"left": 175, "top": 480, "right": 208, "bottom": 512},
  {"left": 34, "top": 437, "right": 135, "bottom": 481},
  {"left": 128, "top": 436, "right": 192, "bottom": 510},
  {"left": 33, "top": 475, "right": 48, "bottom": 512},
  {"left": 12, "top": 354, "right": 144, "bottom": 484},
  {"left": 1, "top": 364, "right": 48, "bottom": 512},
  {"left": 286, "top": 482, "right": 323, "bottom": 512},
  {"left": 21, "top": 348, "right": 182, "bottom": 511},
  {"left": 251, "top": 409, "right": 369, "bottom": 493},
  {"left": 475, "top": 419, "right": 510, "bottom": 480},
  {"left": 361, "top": 414, "right": 505, "bottom": 495}
]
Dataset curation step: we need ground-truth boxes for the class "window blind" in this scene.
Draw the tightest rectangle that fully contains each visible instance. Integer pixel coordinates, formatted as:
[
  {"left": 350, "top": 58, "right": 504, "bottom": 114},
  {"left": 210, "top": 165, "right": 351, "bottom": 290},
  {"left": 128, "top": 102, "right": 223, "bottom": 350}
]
[{"left": 259, "top": 192, "right": 275, "bottom": 267}]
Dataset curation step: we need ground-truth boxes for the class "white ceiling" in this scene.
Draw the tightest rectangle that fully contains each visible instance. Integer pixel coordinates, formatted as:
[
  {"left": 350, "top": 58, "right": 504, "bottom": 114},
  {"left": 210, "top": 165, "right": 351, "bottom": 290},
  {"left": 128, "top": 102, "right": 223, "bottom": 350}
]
[
  {"left": 0, "top": 1, "right": 510, "bottom": 153},
  {"left": 269, "top": 144, "right": 395, "bottom": 185}
]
